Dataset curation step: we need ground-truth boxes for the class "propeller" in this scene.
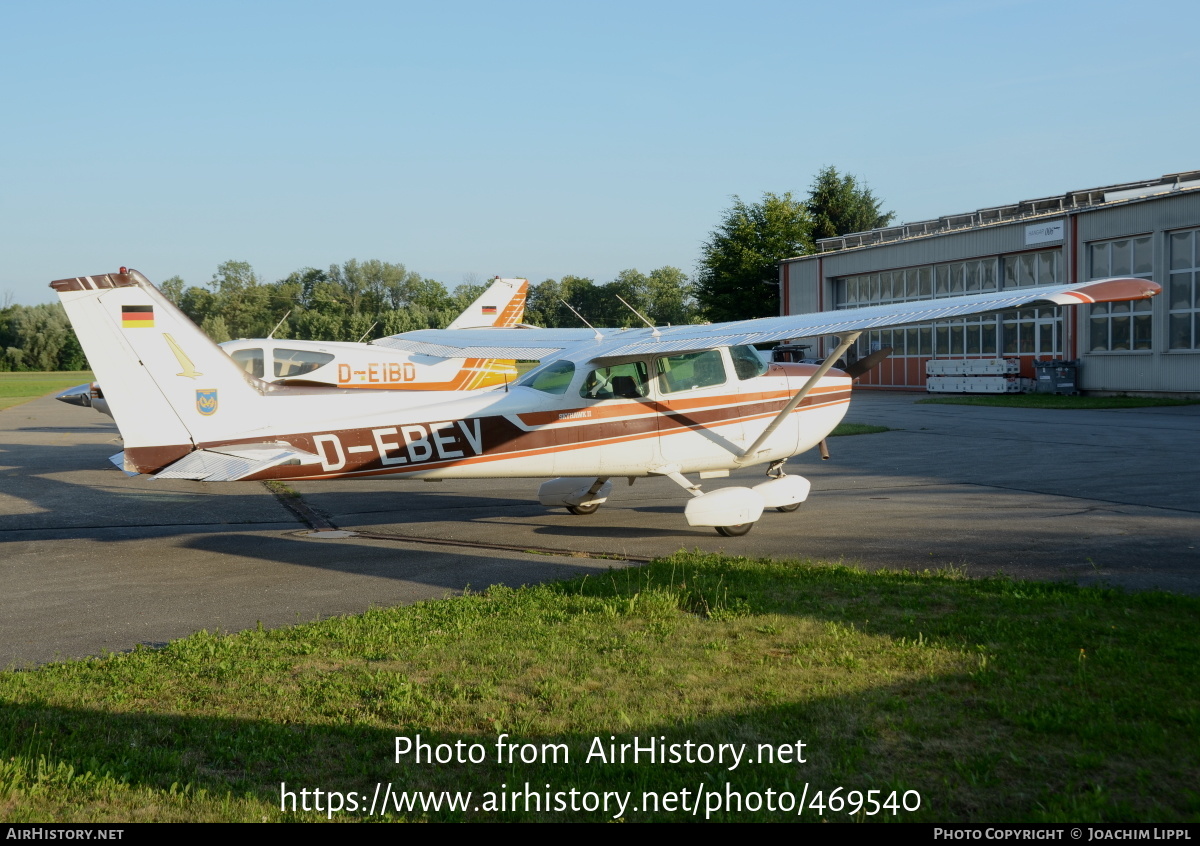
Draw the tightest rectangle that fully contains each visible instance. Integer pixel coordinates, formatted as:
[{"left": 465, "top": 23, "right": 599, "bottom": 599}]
[{"left": 843, "top": 346, "right": 893, "bottom": 380}]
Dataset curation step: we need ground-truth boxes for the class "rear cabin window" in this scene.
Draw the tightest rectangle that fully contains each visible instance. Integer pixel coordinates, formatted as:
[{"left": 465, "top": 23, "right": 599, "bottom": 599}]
[
  {"left": 656, "top": 350, "right": 727, "bottom": 394},
  {"left": 230, "top": 348, "right": 264, "bottom": 378},
  {"left": 517, "top": 360, "right": 576, "bottom": 395},
  {"left": 274, "top": 348, "right": 335, "bottom": 378},
  {"left": 579, "top": 362, "right": 648, "bottom": 399}
]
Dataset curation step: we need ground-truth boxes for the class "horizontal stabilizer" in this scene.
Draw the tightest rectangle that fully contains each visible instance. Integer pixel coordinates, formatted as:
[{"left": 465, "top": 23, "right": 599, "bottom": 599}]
[
  {"left": 109, "top": 452, "right": 139, "bottom": 477},
  {"left": 152, "top": 443, "right": 322, "bottom": 482}
]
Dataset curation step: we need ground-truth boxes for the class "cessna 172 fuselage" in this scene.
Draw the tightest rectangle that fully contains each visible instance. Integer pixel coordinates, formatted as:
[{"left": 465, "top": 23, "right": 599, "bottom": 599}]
[{"left": 51, "top": 268, "right": 1160, "bottom": 536}]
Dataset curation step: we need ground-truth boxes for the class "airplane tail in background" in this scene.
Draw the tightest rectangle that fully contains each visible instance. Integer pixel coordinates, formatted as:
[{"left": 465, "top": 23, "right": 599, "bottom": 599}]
[
  {"left": 446, "top": 277, "right": 528, "bottom": 329},
  {"left": 51, "top": 269, "right": 282, "bottom": 471},
  {"left": 438, "top": 276, "right": 527, "bottom": 389}
]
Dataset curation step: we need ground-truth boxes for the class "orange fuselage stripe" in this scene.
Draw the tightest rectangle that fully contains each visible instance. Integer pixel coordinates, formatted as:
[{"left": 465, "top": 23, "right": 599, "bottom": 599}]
[{"left": 297, "top": 394, "right": 850, "bottom": 480}]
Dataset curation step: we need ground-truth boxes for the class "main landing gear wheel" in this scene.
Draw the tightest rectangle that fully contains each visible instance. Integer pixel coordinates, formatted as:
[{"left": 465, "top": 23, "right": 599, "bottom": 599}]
[
  {"left": 566, "top": 503, "right": 600, "bottom": 515},
  {"left": 715, "top": 523, "right": 753, "bottom": 537},
  {"left": 775, "top": 502, "right": 801, "bottom": 513}
]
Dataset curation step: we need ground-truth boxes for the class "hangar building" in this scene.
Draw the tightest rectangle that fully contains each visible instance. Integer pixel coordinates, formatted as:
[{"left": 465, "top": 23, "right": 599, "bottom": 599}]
[{"left": 780, "top": 171, "right": 1200, "bottom": 395}]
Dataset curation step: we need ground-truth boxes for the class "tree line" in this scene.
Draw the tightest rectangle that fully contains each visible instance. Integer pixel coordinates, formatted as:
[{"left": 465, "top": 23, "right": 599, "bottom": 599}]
[
  {"left": 1, "top": 165, "right": 890, "bottom": 370},
  {"left": 0, "top": 261, "right": 702, "bottom": 371}
]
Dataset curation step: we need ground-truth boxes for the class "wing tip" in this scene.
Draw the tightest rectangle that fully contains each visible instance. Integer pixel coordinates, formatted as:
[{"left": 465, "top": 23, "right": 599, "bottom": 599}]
[{"left": 1043, "top": 277, "right": 1162, "bottom": 305}]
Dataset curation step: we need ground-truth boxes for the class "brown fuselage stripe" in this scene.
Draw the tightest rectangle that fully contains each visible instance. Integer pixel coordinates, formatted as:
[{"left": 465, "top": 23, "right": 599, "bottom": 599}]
[
  {"left": 126, "top": 389, "right": 852, "bottom": 477},
  {"left": 220, "top": 390, "right": 845, "bottom": 480},
  {"left": 287, "top": 395, "right": 853, "bottom": 482}
]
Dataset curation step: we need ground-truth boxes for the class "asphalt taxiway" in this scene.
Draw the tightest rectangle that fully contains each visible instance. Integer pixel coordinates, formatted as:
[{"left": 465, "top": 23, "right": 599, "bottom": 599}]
[{"left": 2, "top": 391, "right": 1197, "bottom": 668}]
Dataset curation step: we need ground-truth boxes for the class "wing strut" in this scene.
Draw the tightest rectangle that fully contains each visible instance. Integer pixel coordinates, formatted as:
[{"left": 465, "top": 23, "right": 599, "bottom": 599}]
[{"left": 736, "top": 331, "right": 862, "bottom": 463}]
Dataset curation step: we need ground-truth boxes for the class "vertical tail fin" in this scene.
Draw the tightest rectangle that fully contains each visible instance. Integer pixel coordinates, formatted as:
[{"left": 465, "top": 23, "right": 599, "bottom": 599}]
[
  {"left": 51, "top": 269, "right": 268, "bottom": 470},
  {"left": 446, "top": 277, "right": 528, "bottom": 329},
  {"left": 440, "top": 276, "right": 527, "bottom": 388}
]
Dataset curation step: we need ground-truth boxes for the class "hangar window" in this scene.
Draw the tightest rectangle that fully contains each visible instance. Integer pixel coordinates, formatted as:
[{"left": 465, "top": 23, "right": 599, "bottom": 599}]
[
  {"left": 837, "top": 259, "right": 997, "bottom": 309},
  {"left": 1087, "top": 236, "right": 1154, "bottom": 352},
  {"left": 929, "top": 316, "right": 998, "bottom": 356},
  {"left": 999, "top": 250, "right": 1062, "bottom": 353},
  {"left": 1168, "top": 229, "right": 1200, "bottom": 350},
  {"left": 1001, "top": 307, "right": 1061, "bottom": 356},
  {"left": 1003, "top": 249, "right": 1060, "bottom": 288},
  {"left": 839, "top": 258, "right": 1001, "bottom": 366},
  {"left": 862, "top": 317, "right": 996, "bottom": 359},
  {"left": 918, "top": 267, "right": 933, "bottom": 297}
]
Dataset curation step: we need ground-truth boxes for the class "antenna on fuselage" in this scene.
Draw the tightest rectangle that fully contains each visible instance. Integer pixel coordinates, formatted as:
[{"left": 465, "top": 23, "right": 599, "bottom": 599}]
[
  {"left": 614, "top": 294, "right": 661, "bottom": 338},
  {"left": 559, "top": 299, "right": 603, "bottom": 341},
  {"left": 266, "top": 309, "right": 291, "bottom": 339}
]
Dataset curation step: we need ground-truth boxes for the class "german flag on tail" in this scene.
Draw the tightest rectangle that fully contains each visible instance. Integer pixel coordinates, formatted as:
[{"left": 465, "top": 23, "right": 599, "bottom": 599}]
[{"left": 121, "top": 305, "right": 154, "bottom": 328}]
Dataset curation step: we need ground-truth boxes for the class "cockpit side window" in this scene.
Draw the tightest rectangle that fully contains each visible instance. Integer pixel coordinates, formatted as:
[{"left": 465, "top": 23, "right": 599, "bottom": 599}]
[
  {"left": 274, "top": 348, "right": 336, "bottom": 377},
  {"left": 230, "top": 348, "right": 264, "bottom": 379},
  {"left": 656, "top": 350, "right": 727, "bottom": 394},
  {"left": 579, "top": 361, "right": 648, "bottom": 399},
  {"left": 517, "top": 360, "right": 576, "bottom": 394},
  {"left": 730, "top": 344, "right": 768, "bottom": 380}
]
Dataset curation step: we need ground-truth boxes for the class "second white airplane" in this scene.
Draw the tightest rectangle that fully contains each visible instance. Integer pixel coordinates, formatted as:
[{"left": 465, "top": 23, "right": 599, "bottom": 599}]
[{"left": 57, "top": 276, "right": 529, "bottom": 416}]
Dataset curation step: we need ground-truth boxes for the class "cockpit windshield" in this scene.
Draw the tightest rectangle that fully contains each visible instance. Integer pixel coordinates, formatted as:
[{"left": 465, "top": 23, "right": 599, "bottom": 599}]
[
  {"left": 516, "top": 360, "right": 576, "bottom": 394},
  {"left": 729, "top": 344, "right": 769, "bottom": 380}
]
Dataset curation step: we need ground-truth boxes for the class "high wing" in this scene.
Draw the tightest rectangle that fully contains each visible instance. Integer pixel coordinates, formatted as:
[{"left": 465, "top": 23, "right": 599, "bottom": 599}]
[
  {"left": 375, "top": 277, "right": 1159, "bottom": 363},
  {"left": 372, "top": 326, "right": 608, "bottom": 360}
]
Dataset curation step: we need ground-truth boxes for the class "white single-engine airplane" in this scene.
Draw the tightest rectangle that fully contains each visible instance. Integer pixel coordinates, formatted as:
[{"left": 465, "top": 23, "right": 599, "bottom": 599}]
[
  {"left": 55, "top": 276, "right": 529, "bottom": 416},
  {"left": 52, "top": 268, "right": 1159, "bottom": 536},
  {"left": 218, "top": 276, "right": 530, "bottom": 391}
]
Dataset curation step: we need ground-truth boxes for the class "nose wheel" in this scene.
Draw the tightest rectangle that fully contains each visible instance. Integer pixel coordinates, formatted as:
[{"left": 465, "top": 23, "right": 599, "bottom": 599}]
[{"left": 566, "top": 502, "right": 600, "bottom": 515}]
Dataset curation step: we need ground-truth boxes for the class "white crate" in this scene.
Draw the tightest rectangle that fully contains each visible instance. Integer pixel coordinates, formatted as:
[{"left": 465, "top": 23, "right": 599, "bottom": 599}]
[
  {"left": 926, "top": 375, "right": 1026, "bottom": 394},
  {"left": 926, "top": 376, "right": 966, "bottom": 392},
  {"left": 926, "top": 358, "right": 1020, "bottom": 376}
]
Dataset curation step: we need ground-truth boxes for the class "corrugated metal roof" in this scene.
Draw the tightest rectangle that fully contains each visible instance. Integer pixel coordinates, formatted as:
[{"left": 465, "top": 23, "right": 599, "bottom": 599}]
[{"left": 807, "top": 170, "right": 1200, "bottom": 256}]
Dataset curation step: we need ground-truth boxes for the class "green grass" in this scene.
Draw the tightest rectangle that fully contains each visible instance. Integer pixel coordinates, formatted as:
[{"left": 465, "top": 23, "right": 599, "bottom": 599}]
[
  {"left": 830, "top": 422, "right": 890, "bottom": 436},
  {"left": 0, "top": 371, "right": 94, "bottom": 411},
  {"left": 917, "top": 394, "right": 1199, "bottom": 410},
  {"left": 2, "top": 552, "right": 1196, "bottom": 823}
]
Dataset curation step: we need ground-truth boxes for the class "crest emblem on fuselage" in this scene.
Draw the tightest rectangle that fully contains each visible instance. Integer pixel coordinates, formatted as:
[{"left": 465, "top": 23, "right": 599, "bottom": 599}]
[{"left": 195, "top": 389, "right": 218, "bottom": 416}]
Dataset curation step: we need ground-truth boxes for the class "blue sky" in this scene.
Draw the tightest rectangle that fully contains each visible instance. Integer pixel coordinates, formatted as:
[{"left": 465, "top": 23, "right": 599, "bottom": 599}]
[{"left": 2, "top": 0, "right": 1196, "bottom": 305}]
